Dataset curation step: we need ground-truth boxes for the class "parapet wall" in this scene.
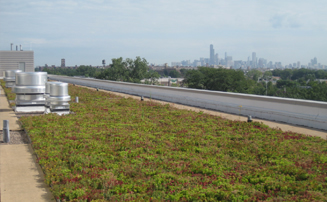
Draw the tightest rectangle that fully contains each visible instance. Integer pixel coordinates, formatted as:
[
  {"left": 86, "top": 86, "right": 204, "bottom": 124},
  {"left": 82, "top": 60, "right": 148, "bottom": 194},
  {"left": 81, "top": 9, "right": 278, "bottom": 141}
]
[{"left": 49, "top": 75, "right": 327, "bottom": 131}]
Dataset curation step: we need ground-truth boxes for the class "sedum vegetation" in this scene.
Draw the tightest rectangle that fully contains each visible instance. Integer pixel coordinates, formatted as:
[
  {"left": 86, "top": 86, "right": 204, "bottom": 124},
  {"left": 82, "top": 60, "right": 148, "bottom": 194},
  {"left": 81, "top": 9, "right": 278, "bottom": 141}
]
[
  {"left": 19, "top": 84, "right": 327, "bottom": 201},
  {"left": 0, "top": 79, "right": 16, "bottom": 107}
]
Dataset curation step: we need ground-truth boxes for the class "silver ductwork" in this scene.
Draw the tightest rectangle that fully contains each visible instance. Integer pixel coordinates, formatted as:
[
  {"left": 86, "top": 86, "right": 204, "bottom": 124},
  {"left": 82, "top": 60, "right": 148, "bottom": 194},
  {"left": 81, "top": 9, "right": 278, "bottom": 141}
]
[
  {"left": 12, "top": 72, "right": 47, "bottom": 107},
  {"left": 44, "top": 82, "right": 60, "bottom": 113},
  {"left": 47, "top": 82, "right": 71, "bottom": 113},
  {"left": 3, "top": 70, "right": 22, "bottom": 88}
]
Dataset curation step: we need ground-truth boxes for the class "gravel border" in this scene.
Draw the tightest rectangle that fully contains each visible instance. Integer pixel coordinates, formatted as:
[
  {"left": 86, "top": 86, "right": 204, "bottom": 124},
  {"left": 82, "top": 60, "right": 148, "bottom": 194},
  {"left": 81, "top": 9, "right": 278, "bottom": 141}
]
[{"left": 0, "top": 130, "right": 30, "bottom": 145}]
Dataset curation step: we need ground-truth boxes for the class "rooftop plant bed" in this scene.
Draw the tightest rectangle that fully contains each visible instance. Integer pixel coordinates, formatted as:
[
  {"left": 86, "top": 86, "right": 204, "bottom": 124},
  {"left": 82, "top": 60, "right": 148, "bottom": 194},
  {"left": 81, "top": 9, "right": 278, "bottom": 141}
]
[
  {"left": 0, "top": 79, "right": 16, "bottom": 107},
  {"left": 20, "top": 84, "right": 327, "bottom": 201}
]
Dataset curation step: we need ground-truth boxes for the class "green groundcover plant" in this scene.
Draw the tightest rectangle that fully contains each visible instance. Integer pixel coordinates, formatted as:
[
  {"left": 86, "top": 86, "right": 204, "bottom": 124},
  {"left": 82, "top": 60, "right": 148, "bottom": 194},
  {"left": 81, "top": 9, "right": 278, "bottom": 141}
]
[
  {"left": 19, "top": 84, "right": 327, "bottom": 201},
  {"left": 0, "top": 79, "right": 16, "bottom": 106}
]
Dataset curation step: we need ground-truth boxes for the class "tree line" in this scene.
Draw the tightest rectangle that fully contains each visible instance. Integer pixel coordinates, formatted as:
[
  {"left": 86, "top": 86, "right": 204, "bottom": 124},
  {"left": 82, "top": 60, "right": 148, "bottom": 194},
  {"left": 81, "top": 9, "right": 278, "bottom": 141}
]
[
  {"left": 41, "top": 57, "right": 327, "bottom": 102},
  {"left": 183, "top": 67, "right": 327, "bottom": 102},
  {"left": 41, "top": 57, "right": 160, "bottom": 84}
]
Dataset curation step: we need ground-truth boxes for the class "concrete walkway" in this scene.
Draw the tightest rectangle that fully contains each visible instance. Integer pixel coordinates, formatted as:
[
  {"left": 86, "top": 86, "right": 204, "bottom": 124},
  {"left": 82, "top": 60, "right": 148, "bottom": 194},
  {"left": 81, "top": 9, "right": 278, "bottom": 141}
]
[
  {"left": 0, "top": 85, "right": 54, "bottom": 202},
  {"left": 0, "top": 86, "right": 21, "bottom": 130},
  {"left": 0, "top": 145, "right": 54, "bottom": 202}
]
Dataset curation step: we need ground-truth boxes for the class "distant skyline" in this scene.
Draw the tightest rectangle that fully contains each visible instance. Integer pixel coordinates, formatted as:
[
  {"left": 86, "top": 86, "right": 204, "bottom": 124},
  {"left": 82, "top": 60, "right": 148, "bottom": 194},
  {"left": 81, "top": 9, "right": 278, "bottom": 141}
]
[{"left": 0, "top": 0, "right": 326, "bottom": 67}]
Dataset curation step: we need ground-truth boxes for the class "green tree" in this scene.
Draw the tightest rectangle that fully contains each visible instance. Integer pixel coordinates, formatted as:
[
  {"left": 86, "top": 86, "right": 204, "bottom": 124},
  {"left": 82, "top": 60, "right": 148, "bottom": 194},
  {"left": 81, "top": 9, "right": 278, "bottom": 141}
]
[
  {"left": 184, "top": 67, "right": 250, "bottom": 93},
  {"left": 246, "top": 69, "right": 262, "bottom": 81},
  {"left": 183, "top": 69, "right": 205, "bottom": 89},
  {"left": 144, "top": 70, "right": 160, "bottom": 85},
  {"left": 180, "top": 69, "right": 189, "bottom": 77},
  {"left": 95, "top": 57, "right": 150, "bottom": 83},
  {"left": 263, "top": 71, "right": 273, "bottom": 80},
  {"left": 169, "top": 70, "right": 181, "bottom": 78},
  {"left": 280, "top": 69, "right": 292, "bottom": 80},
  {"left": 126, "top": 57, "right": 149, "bottom": 83}
]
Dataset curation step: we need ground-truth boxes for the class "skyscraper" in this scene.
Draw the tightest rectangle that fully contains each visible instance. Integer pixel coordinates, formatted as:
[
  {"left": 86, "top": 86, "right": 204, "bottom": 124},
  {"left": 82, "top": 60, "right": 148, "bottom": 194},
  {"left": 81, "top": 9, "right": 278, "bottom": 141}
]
[
  {"left": 210, "top": 44, "right": 215, "bottom": 65},
  {"left": 226, "top": 56, "right": 233, "bottom": 67},
  {"left": 215, "top": 53, "right": 219, "bottom": 65},
  {"left": 252, "top": 52, "right": 256, "bottom": 68}
]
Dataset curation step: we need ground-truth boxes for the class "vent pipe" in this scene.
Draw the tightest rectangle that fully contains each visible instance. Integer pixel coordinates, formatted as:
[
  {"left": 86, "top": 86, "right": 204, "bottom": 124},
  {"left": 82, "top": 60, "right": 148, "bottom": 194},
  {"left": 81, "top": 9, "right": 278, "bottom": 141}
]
[
  {"left": 3, "top": 120, "right": 10, "bottom": 143},
  {"left": 4, "top": 70, "right": 23, "bottom": 88},
  {"left": 16, "top": 45, "right": 18, "bottom": 51},
  {"left": 10, "top": 43, "right": 13, "bottom": 51},
  {"left": 20, "top": 45, "right": 22, "bottom": 51}
]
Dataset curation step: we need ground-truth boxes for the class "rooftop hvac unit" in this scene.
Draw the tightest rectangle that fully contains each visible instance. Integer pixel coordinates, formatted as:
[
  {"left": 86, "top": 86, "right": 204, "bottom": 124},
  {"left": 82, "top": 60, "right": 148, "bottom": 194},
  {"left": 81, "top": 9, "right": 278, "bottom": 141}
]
[
  {"left": 12, "top": 72, "right": 47, "bottom": 113},
  {"left": 3, "top": 70, "right": 22, "bottom": 88},
  {"left": 47, "top": 82, "right": 71, "bottom": 115}
]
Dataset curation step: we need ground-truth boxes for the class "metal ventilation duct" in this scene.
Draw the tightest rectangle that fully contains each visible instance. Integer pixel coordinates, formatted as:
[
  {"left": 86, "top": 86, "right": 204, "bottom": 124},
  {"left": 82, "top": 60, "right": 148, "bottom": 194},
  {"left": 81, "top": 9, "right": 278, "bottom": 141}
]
[
  {"left": 44, "top": 82, "right": 61, "bottom": 113},
  {"left": 3, "top": 70, "right": 22, "bottom": 88},
  {"left": 12, "top": 72, "right": 47, "bottom": 109},
  {"left": 48, "top": 82, "right": 71, "bottom": 114}
]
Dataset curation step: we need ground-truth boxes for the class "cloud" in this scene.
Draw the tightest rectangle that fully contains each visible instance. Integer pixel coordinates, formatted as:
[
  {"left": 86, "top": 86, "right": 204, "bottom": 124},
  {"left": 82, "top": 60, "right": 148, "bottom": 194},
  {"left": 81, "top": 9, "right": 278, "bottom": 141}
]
[
  {"left": 1, "top": 0, "right": 327, "bottom": 65},
  {"left": 19, "top": 38, "right": 48, "bottom": 45},
  {"left": 269, "top": 13, "right": 301, "bottom": 29},
  {"left": 269, "top": 15, "right": 285, "bottom": 28}
]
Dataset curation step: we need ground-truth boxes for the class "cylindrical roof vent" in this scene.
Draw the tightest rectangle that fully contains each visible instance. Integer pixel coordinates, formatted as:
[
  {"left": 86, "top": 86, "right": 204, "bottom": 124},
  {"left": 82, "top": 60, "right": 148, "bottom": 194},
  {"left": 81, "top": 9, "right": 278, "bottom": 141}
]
[
  {"left": 12, "top": 72, "right": 47, "bottom": 110},
  {"left": 3, "top": 70, "right": 22, "bottom": 88},
  {"left": 15, "top": 72, "right": 47, "bottom": 87},
  {"left": 44, "top": 82, "right": 61, "bottom": 110},
  {"left": 47, "top": 82, "right": 71, "bottom": 114}
]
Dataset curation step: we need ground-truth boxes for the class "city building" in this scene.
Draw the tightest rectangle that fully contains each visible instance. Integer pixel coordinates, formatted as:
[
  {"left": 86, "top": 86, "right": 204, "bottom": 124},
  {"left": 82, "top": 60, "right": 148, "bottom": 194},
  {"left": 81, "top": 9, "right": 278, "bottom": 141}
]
[
  {"left": 209, "top": 44, "right": 215, "bottom": 65},
  {"left": 167, "top": 44, "right": 325, "bottom": 70},
  {"left": 226, "top": 56, "right": 233, "bottom": 67},
  {"left": 61, "top": 58, "right": 65, "bottom": 67},
  {"left": 0, "top": 44, "right": 34, "bottom": 78},
  {"left": 252, "top": 52, "right": 256, "bottom": 69},
  {"left": 215, "top": 53, "right": 219, "bottom": 65}
]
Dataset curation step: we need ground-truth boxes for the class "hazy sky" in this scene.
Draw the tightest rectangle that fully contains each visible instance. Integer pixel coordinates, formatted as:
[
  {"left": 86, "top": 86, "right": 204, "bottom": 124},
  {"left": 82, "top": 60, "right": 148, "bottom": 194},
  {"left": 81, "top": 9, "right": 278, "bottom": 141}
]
[{"left": 0, "top": 0, "right": 326, "bottom": 67}]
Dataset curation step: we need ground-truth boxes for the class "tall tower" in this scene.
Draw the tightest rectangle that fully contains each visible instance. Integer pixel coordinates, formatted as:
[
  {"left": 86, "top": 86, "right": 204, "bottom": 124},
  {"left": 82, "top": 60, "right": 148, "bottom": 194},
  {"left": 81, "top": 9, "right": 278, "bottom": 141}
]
[
  {"left": 61, "top": 59, "right": 65, "bottom": 67},
  {"left": 215, "top": 53, "right": 219, "bottom": 65},
  {"left": 252, "top": 52, "right": 256, "bottom": 68},
  {"left": 210, "top": 44, "right": 215, "bottom": 65},
  {"left": 313, "top": 57, "right": 317, "bottom": 65}
]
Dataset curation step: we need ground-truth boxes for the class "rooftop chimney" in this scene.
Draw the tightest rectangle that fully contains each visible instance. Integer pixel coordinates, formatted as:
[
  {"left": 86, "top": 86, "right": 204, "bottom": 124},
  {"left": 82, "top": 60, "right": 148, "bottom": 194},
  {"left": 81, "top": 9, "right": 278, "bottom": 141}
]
[{"left": 11, "top": 43, "right": 13, "bottom": 51}]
